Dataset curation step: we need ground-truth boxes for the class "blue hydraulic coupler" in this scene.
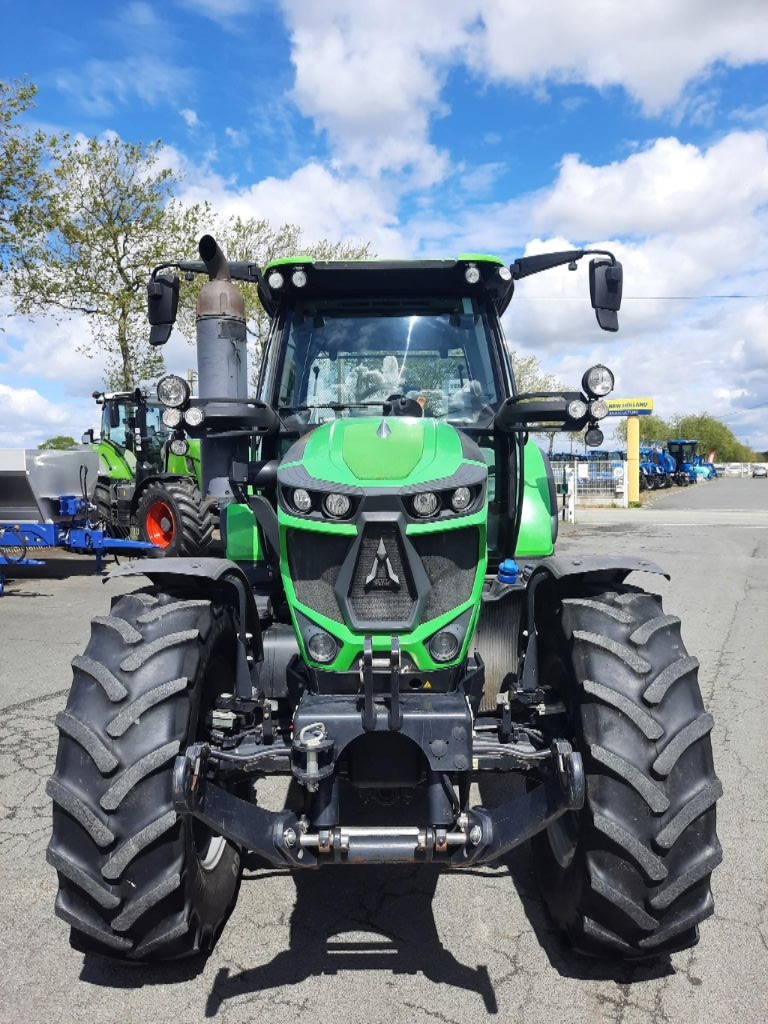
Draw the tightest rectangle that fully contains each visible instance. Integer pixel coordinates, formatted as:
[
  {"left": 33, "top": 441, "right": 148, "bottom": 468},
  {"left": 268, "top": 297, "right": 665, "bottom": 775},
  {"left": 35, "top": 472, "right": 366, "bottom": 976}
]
[{"left": 498, "top": 558, "right": 520, "bottom": 584}]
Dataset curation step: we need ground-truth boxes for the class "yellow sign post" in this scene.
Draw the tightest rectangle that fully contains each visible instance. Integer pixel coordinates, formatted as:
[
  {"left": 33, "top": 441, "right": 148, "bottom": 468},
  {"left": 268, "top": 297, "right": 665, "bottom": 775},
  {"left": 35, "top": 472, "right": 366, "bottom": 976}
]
[{"left": 604, "top": 398, "right": 654, "bottom": 504}]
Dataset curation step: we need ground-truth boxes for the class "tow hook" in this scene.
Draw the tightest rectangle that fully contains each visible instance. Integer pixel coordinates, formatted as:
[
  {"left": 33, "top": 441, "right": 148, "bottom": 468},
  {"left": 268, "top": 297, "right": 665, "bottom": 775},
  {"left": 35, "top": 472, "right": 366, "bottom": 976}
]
[{"left": 551, "top": 739, "right": 585, "bottom": 810}]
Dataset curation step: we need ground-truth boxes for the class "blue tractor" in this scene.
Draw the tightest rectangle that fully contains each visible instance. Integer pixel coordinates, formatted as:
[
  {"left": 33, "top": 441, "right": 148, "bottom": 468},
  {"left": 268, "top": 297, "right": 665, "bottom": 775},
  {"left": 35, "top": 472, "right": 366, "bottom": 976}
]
[
  {"left": 639, "top": 444, "right": 668, "bottom": 489},
  {"left": 667, "top": 439, "right": 699, "bottom": 485}
]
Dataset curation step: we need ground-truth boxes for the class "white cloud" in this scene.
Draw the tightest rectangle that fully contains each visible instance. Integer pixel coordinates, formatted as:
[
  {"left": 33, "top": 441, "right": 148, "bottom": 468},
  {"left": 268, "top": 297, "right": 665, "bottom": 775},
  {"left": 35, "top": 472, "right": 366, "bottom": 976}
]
[
  {"left": 176, "top": 0, "right": 256, "bottom": 26},
  {"left": 278, "top": 0, "right": 768, "bottom": 184},
  {"left": 55, "top": 55, "right": 195, "bottom": 115},
  {"left": 225, "top": 126, "right": 248, "bottom": 147},
  {"left": 179, "top": 160, "right": 406, "bottom": 252},
  {"left": 281, "top": 0, "right": 473, "bottom": 183},
  {"left": 469, "top": 0, "right": 768, "bottom": 114},
  {"left": 530, "top": 132, "right": 768, "bottom": 241},
  {"left": 0, "top": 383, "right": 94, "bottom": 448},
  {"left": 180, "top": 108, "right": 200, "bottom": 128}
]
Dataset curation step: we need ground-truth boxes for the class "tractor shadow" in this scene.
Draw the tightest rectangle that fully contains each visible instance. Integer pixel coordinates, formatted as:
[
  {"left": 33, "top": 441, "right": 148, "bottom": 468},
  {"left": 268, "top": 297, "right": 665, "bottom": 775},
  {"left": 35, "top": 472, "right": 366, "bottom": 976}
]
[
  {"left": 476, "top": 774, "right": 675, "bottom": 985},
  {"left": 205, "top": 862, "right": 498, "bottom": 1016},
  {"left": 206, "top": 777, "right": 499, "bottom": 1016}
]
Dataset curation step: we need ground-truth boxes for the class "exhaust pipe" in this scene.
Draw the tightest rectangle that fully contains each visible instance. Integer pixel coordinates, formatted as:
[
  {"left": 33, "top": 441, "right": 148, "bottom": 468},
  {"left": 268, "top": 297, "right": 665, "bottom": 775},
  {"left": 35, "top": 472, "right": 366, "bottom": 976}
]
[{"left": 199, "top": 233, "right": 230, "bottom": 282}]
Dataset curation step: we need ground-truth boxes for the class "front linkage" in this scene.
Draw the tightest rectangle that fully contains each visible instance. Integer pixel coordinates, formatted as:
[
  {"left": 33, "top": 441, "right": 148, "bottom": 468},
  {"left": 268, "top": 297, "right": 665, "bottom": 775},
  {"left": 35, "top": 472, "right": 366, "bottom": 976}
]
[{"left": 171, "top": 663, "right": 584, "bottom": 869}]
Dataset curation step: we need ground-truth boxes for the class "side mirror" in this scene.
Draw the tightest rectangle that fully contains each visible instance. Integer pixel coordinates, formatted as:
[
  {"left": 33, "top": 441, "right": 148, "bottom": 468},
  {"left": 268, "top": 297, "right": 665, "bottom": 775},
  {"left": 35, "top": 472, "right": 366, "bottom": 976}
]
[
  {"left": 81, "top": 429, "right": 95, "bottom": 444},
  {"left": 147, "top": 274, "right": 180, "bottom": 346},
  {"left": 589, "top": 259, "right": 623, "bottom": 332},
  {"left": 107, "top": 401, "right": 120, "bottom": 429}
]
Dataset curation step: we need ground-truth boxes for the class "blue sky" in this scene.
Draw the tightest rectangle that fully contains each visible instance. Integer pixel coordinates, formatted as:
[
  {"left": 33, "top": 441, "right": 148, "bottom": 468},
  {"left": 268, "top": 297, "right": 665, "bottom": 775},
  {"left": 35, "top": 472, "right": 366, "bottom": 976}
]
[{"left": 1, "top": 0, "right": 767, "bottom": 449}]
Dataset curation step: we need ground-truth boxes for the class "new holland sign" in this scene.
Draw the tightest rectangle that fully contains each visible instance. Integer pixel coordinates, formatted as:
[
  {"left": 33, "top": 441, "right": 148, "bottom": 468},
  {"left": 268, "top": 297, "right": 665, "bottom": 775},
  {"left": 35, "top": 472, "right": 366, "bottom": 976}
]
[{"left": 605, "top": 397, "right": 654, "bottom": 417}]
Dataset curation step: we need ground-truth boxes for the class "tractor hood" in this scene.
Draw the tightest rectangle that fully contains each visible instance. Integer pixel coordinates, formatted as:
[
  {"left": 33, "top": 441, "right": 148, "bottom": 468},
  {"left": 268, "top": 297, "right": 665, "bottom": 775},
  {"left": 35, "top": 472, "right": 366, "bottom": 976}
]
[{"left": 279, "top": 416, "right": 483, "bottom": 489}]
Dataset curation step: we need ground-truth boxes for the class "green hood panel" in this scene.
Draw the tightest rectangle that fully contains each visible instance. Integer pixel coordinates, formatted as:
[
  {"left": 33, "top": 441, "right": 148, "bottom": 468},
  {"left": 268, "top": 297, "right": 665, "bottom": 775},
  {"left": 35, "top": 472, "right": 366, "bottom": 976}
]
[{"left": 288, "top": 417, "right": 472, "bottom": 487}]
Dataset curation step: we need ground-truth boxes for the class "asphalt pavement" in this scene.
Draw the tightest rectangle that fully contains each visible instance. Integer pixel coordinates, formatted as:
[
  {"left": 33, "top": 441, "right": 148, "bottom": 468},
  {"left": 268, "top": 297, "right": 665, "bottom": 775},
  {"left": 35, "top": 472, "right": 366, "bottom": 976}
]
[{"left": 0, "top": 477, "right": 766, "bottom": 1024}]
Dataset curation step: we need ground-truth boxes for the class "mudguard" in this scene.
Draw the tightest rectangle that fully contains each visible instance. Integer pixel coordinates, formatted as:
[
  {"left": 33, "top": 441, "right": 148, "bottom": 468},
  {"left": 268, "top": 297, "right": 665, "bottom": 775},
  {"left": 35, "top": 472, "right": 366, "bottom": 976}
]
[
  {"left": 533, "top": 554, "right": 669, "bottom": 583},
  {"left": 108, "top": 558, "right": 263, "bottom": 696}
]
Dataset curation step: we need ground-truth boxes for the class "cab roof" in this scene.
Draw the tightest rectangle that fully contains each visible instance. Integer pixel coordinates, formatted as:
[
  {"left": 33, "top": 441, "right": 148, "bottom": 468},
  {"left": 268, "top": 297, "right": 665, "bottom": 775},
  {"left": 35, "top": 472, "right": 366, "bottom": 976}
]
[{"left": 257, "top": 255, "right": 514, "bottom": 318}]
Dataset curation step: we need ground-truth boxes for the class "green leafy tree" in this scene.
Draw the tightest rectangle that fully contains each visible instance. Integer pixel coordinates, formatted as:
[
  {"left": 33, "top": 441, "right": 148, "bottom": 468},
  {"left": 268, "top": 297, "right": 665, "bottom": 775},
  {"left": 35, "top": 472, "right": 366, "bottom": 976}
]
[
  {"left": 38, "top": 435, "right": 77, "bottom": 450},
  {"left": 509, "top": 350, "right": 560, "bottom": 394},
  {"left": 12, "top": 135, "right": 207, "bottom": 390},
  {"left": 0, "top": 78, "right": 46, "bottom": 272},
  {"left": 176, "top": 216, "right": 373, "bottom": 386},
  {"left": 668, "top": 412, "right": 756, "bottom": 462},
  {"left": 615, "top": 413, "right": 672, "bottom": 445}
]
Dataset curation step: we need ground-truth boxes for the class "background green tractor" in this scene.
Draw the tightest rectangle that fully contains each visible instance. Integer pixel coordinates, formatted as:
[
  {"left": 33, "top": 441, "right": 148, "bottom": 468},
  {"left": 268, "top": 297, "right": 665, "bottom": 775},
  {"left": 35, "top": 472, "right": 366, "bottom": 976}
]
[
  {"left": 48, "top": 237, "right": 720, "bottom": 966},
  {"left": 85, "top": 388, "right": 214, "bottom": 555}
]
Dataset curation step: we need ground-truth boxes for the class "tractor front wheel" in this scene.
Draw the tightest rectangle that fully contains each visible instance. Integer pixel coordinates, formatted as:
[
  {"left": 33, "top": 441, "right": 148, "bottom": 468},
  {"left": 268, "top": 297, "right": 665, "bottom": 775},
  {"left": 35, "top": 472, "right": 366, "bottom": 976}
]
[
  {"left": 532, "top": 583, "right": 721, "bottom": 958},
  {"left": 47, "top": 589, "right": 242, "bottom": 960},
  {"left": 137, "top": 480, "right": 213, "bottom": 556}
]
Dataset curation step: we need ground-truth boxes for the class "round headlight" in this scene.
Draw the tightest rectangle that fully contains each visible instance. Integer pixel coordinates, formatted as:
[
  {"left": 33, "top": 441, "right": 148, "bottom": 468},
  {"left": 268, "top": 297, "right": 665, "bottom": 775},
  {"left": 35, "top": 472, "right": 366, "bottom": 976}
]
[
  {"left": 170, "top": 438, "right": 189, "bottom": 456},
  {"left": 585, "top": 427, "right": 605, "bottom": 448},
  {"left": 498, "top": 266, "right": 512, "bottom": 281},
  {"left": 307, "top": 631, "right": 337, "bottom": 664},
  {"left": 184, "top": 406, "right": 204, "bottom": 427},
  {"left": 162, "top": 407, "right": 182, "bottom": 428},
  {"left": 323, "top": 493, "right": 351, "bottom": 518},
  {"left": 451, "top": 486, "right": 472, "bottom": 511},
  {"left": 429, "top": 630, "right": 459, "bottom": 663},
  {"left": 590, "top": 399, "right": 609, "bottom": 420},
  {"left": 292, "top": 488, "right": 312, "bottom": 514},
  {"left": 464, "top": 265, "right": 480, "bottom": 284},
  {"left": 268, "top": 270, "right": 284, "bottom": 290},
  {"left": 291, "top": 268, "right": 307, "bottom": 288},
  {"left": 412, "top": 492, "right": 439, "bottom": 517},
  {"left": 567, "top": 399, "right": 588, "bottom": 420},
  {"left": 157, "top": 374, "right": 190, "bottom": 409},
  {"left": 582, "top": 364, "right": 615, "bottom": 398}
]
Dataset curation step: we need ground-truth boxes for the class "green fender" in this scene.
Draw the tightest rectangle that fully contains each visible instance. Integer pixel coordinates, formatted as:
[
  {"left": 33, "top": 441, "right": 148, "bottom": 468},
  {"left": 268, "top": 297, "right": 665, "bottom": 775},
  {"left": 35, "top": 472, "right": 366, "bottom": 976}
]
[{"left": 516, "top": 441, "right": 556, "bottom": 557}]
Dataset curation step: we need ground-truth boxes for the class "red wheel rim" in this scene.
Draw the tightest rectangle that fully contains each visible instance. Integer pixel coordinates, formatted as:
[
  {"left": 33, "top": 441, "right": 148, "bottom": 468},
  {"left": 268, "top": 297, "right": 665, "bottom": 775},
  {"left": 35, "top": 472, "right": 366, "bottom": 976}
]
[{"left": 145, "top": 500, "right": 175, "bottom": 547}]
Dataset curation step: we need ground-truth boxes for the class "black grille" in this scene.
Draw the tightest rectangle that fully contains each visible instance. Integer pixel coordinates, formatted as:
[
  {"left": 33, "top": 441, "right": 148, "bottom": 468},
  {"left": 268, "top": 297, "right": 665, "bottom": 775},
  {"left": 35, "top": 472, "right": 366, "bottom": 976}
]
[
  {"left": 348, "top": 525, "right": 416, "bottom": 624},
  {"left": 287, "top": 528, "right": 350, "bottom": 623},
  {"left": 412, "top": 527, "right": 479, "bottom": 621}
]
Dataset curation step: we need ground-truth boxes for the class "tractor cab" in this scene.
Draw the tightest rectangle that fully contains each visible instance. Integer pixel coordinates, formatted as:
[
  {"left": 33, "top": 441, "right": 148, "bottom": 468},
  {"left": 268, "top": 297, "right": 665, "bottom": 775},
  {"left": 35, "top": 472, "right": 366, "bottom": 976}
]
[
  {"left": 251, "top": 256, "right": 615, "bottom": 567},
  {"left": 667, "top": 438, "right": 699, "bottom": 484},
  {"left": 92, "top": 389, "right": 169, "bottom": 481}
]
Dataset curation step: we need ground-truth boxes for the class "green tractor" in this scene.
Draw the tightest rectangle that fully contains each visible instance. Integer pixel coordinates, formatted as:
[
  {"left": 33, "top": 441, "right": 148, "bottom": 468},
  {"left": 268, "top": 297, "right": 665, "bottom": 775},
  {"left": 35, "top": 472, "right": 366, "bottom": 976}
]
[
  {"left": 86, "top": 387, "right": 214, "bottom": 555},
  {"left": 48, "top": 237, "right": 721, "bottom": 964}
]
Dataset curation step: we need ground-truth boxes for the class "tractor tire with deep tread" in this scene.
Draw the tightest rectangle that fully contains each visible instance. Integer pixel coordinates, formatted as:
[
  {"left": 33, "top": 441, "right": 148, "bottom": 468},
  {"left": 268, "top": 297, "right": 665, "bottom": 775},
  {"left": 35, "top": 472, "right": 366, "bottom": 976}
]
[
  {"left": 531, "top": 583, "right": 721, "bottom": 959},
  {"left": 137, "top": 479, "right": 214, "bottom": 557},
  {"left": 47, "top": 589, "right": 242, "bottom": 961}
]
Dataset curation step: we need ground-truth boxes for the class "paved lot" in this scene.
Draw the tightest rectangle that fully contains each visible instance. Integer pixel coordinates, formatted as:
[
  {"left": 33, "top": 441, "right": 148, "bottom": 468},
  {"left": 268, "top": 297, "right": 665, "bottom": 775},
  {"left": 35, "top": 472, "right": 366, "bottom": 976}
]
[{"left": 0, "top": 478, "right": 766, "bottom": 1024}]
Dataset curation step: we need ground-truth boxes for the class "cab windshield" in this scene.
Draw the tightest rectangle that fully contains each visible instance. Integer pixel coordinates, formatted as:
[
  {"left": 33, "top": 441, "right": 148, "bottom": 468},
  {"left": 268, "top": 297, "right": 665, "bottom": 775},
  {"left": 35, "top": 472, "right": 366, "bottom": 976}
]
[{"left": 272, "top": 297, "right": 501, "bottom": 427}]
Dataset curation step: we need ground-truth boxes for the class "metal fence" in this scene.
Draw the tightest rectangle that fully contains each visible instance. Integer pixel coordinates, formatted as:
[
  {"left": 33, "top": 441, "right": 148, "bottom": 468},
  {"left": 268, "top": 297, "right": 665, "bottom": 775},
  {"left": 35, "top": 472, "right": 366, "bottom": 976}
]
[{"left": 553, "top": 460, "right": 628, "bottom": 518}]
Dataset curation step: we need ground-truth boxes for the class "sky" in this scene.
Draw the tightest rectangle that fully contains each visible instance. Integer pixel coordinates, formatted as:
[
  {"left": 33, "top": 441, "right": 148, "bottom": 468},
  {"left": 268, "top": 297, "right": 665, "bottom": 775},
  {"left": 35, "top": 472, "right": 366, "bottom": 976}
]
[{"left": 1, "top": 0, "right": 767, "bottom": 450}]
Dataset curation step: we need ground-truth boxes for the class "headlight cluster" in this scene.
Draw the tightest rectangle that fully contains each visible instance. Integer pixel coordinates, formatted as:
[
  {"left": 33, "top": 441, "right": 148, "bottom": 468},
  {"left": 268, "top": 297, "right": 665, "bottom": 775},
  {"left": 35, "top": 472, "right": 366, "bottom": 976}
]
[
  {"left": 288, "top": 488, "right": 353, "bottom": 519},
  {"left": 288, "top": 485, "right": 477, "bottom": 520},
  {"left": 410, "top": 486, "right": 476, "bottom": 518},
  {"left": 157, "top": 375, "right": 204, "bottom": 427},
  {"left": 267, "top": 266, "right": 308, "bottom": 290}
]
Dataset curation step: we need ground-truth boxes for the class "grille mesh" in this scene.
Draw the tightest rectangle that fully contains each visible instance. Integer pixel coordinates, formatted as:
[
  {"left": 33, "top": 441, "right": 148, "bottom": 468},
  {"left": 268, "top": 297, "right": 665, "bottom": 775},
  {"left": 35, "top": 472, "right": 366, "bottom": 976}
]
[
  {"left": 412, "top": 527, "right": 478, "bottom": 622},
  {"left": 286, "top": 529, "right": 349, "bottom": 623},
  {"left": 348, "top": 525, "right": 416, "bottom": 623}
]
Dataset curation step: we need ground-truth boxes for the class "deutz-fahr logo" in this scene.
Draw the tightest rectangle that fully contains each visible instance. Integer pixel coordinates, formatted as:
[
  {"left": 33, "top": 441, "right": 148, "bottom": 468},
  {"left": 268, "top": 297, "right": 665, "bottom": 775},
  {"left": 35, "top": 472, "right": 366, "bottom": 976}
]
[{"left": 364, "top": 538, "right": 401, "bottom": 591}]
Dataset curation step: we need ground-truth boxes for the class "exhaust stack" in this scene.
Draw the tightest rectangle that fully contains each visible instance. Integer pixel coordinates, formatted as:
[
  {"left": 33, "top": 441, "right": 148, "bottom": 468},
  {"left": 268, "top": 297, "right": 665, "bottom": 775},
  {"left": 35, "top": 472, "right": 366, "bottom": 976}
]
[{"left": 195, "top": 235, "right": 248, "bottom": 502}]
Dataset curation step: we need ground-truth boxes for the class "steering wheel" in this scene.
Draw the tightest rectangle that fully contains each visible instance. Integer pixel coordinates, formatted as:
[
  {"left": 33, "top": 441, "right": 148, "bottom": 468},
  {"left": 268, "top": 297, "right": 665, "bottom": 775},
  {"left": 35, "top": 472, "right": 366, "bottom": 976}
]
[{"left": 384, "top": 393, "right": 424, "bottom": 417}]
